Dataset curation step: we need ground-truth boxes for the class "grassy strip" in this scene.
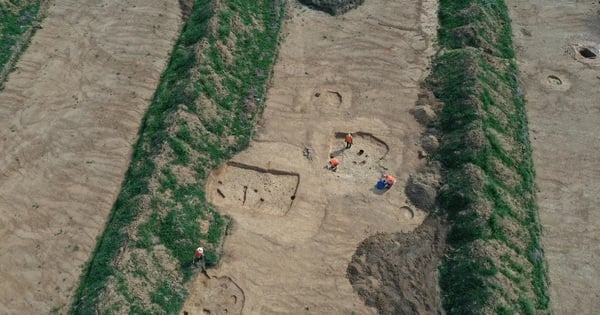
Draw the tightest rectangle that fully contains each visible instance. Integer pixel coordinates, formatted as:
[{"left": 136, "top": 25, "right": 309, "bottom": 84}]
[
  {"left": 429, "top": 0, "right": 550, "bottom": 314},
  {"left": 0, "top": 0, "right": 45, "bottom": 87},
  {"left": 70, "top": 0, "right": 284, "bottom": 313}
]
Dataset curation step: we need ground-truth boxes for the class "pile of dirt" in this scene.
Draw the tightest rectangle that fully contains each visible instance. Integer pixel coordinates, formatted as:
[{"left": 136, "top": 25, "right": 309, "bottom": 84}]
[
  {"left": 347, "top": 217, "right": 446, "bottom": 315},
  {"left": 299, "top": 0, "right": 364, "bottom": 15},
  {"left": 405, "top": 170, "right": 441, "bottom": 212}
]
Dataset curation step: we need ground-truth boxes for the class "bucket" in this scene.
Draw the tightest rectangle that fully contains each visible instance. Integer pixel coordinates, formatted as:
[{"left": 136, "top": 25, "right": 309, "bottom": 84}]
[{"left": 376, "top": 180, "right": 386, "bottom": 190}]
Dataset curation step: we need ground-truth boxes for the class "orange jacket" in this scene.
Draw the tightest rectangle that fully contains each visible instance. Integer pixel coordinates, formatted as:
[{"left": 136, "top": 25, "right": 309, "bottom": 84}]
[
  {"left": 384, "top": 175, "right": 396, "bottom": 185},
  {"left": 345, "top": 134, "right": 353, "bottom": 144},
  {"left": 329, "top": 158, "right": 340, "bottom": 167}
]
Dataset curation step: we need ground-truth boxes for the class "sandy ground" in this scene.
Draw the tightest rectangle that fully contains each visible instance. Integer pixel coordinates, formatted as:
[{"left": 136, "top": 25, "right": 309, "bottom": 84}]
[
  {"left": 0, "top": 0, "right": 181, "bottom": 313},
  {"left": 508, "top": 1, "right": 600, "bottom": 313},
  {"left": 181, "top": 0, "right": 438, "bottom": 313}
]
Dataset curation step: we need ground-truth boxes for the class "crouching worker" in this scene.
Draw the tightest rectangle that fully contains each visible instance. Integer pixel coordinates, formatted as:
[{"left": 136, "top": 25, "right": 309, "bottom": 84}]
[
  {"left": 193, "top": 246, "right": 206, "bottom": 270},
  {"left": 383, "top": 174, "right": 397, "bottom": 189},
  {"left": 327, "top": 155, "right": 341, "bottom": 171}
]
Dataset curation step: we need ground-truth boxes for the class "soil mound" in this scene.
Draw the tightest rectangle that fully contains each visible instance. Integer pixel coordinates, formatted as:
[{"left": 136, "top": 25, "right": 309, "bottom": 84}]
[
  {"left": 405, "top": 171, "right": 440, "bottom": 212},
  {"left": 299, "top": 0, "right": 364, "bottom": 15},
  {"left": 348, "top": 217, "right": 446, "bottom": 315}
]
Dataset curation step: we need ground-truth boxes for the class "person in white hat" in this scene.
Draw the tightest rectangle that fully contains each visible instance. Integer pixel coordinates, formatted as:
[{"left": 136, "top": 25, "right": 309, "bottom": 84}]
[
  {"left": 193, "top": 246, "right": 205, "bottom": 269},
  {"left": 344, "top": 133, "right": 353, "bottom": 149}
]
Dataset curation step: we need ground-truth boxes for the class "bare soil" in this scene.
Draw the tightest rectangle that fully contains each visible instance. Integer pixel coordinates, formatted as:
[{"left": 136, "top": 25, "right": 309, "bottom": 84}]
[
  {"left": 181, "top": 0, "right": 440, "bottom": 313},
  {"left": 508, "top": 1, "right": 600, "bottom": 313},
  {"left": 2, "top": 0, "right": 595, "bottom": 313},
  {"left": 347, "top": 217, "right": 446, "bottom": 315},
  {"left": 0, "top": 0, "right": 181, "bottom": 313}
]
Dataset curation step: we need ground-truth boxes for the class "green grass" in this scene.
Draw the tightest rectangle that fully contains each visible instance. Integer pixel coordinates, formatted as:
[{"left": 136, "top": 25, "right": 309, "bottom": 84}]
[
  {"left": 71, "top": 0, "right": 284, "bottom": 313},
  {"left": 0, "top": 1, "right": 44, "bottom": 87},
  {"left": 437, "top": 0, "right": 514, "bottom": 58},
  {"left": 430, "top": 0, "right": 550, "bottom": 313}
]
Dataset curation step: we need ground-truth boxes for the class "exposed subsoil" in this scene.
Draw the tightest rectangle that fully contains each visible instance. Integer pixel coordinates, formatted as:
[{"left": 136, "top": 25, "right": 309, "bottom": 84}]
[
  {"left": 347, "top": 216, "right": 446, "bottom": 315},
  {"left": 0, "top": 0, "right": 181, "bottom": 313},
  {"left": 181, "top": 0, "right": 440, "bottom": 313},
  {"left": 508, "top": 1, "right": 600, "bottom": 313}
]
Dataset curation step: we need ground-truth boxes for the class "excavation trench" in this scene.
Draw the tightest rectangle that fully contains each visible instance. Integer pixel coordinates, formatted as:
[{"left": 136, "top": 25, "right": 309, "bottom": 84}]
[{"left": 182, "top": 0, "right": 438, "bottom": 313}]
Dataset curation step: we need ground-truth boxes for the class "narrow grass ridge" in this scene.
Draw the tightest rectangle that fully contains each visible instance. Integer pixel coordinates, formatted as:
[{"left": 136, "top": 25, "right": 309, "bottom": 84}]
[
  {"left": 0, "top": 0, "right": 46, "bottom": 88},
  {"left": 70, "top": 0, "right": 284, "bottom": 313},
  {"left": 428, "top": 0, "right": 550, "bottom": 314}
]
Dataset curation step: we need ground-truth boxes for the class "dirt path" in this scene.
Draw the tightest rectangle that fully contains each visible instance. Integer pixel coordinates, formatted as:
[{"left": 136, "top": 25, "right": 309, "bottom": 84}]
[
  {"left": 181, "top": 0, "right": 438, "bottom": 313},
  {"left": 0, "top": 0, "right": 181, "bottom": 313},
  {"left": 508, "top": 1, "right": 600, "bottom": 313}
]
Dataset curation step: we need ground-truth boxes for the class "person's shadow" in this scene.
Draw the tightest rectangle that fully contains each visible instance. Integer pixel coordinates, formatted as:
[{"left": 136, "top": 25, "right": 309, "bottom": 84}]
[
  {"left": 330, "top": 147, "right": 346, "bottom": 157},
  {"left": 371, "top": 185, "right": 389, "bottom": 195}
]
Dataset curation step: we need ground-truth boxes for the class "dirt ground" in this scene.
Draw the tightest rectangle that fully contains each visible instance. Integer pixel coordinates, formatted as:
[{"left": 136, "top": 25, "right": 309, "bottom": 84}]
[
  {"left": 347, "top": 217, "right": 446, "bottom": 315},
  {"left": 181, "top": 0, "right": 439, "bottom": 313},
  {"left": 0, "top": 0, "right": 181, "bottom": 313},
  {"left": 5, "top": 0, "right": 596, "bottom": 313},
  {"left": 508, "top": 1, "right": 600, "bottom": 314}
]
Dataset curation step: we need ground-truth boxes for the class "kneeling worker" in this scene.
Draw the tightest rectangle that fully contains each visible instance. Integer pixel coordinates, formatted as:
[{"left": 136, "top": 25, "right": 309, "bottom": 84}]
[
  {"left": 383, "top": 174, "right": 397, "bottom": 189},
  {"left": 327, "top": 155, "right": 341, "bottom": 171}
]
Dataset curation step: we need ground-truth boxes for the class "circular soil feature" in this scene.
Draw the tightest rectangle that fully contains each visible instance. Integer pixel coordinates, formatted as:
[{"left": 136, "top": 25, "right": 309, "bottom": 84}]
[
  {"left": 547, "top": 75, "right": 562, "bottom": 86},
  {"left": 541, "top": 72, "right": 571, "bottom": 91},
  {"left": 400, "top": 206, "right": 414, "bottom": 219},
  {"left": 578, "top": 47, "right": 597, "bottom": 59}
]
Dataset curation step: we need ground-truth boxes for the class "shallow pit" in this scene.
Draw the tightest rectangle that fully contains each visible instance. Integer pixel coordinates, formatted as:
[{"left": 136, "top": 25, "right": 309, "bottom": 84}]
[
  {"left": 330, "top": 132, "right": 390, "bottom": 181},
  {"left": 570, "top": 43, "right": 600, "bottom": 66},
  {"left": 400, "top": 206, "right": 414, "bottom": 219},
  {"left": 208, "top": 162, "right": 299, "bottom": 216},
  {"left": 547, "top": 75, "right": 562, "bottom": 85},
  {"left": 578, "top": 47, "right": 597, "bottom": 59}
]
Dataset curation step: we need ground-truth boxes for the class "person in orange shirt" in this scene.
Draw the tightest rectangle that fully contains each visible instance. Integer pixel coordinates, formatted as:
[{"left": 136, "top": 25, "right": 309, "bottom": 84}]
[
  {"left": 344, "top": 133, "right": 353, "bottom": 149},
  {"left": 327, "top": 155, "right": 341, "bottom": 171},
  {"left": 383, "top": 174, "right": 397, "bottom": 189}
]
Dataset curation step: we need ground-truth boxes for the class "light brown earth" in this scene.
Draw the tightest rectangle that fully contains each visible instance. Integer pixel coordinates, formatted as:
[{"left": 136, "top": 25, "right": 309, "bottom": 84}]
[
  {"left": 0, "top": 0, "right": 181, "bottom": 313},
  {"left": 3, "top": 0, "right": 596, "bottom": 314},
  {"left": 508, "top": 1, "right": 600, "bottom": 314},
  {"left": 181, "top": 0, "right": 439, "bottom": 314}
]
